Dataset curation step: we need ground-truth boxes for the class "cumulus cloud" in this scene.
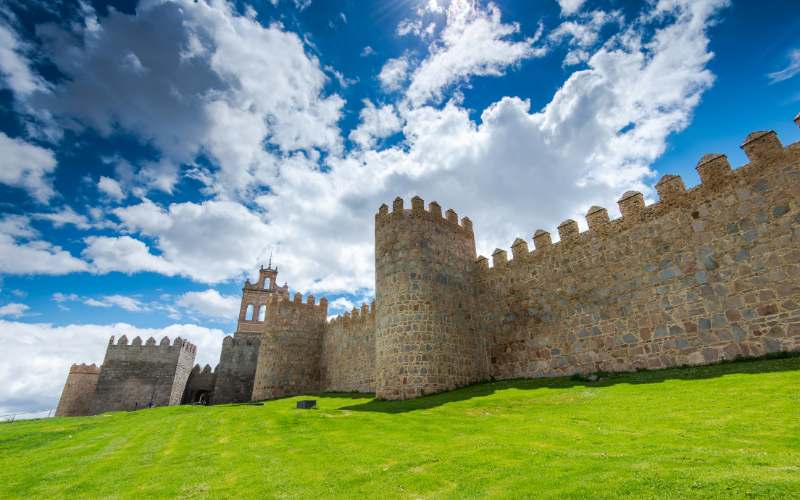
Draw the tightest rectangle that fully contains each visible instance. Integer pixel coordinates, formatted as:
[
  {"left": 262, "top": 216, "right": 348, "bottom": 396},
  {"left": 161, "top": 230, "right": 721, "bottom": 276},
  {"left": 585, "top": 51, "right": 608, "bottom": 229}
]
[
  {"left": 0, "top": 0, "right": 730, "bottom": 300},
  {"left": 0, "top": 303, "right": 29, "bottom": 319},
  {"left": 557, "top": 0, "right": 587, "bottom": 16},
  {"left": 403, "top": 0, "right": 547, "bottom": 107},
  {"left": 0, "top": 132, "right": 58, "bottom": 204},
  {"left": 97, "top": 176, "right": 126, "bottom": 202},
  {"left": 0, "top": 215, "right": 89, "bottom": 275},
  {"left": 348, "top": 101, "right": 403, "bottom": 148},
  {"left": 379, "top": 56, "right": 411, "bottom": 91},
  {"left": 19, "top": 0, "right": 343, "bottom": 198},
  {"left": 175, "top": 289, "right": 240, "bottom": 318},
  {"left": 0, "top": 320, "right": 226, "bottom": 415}
]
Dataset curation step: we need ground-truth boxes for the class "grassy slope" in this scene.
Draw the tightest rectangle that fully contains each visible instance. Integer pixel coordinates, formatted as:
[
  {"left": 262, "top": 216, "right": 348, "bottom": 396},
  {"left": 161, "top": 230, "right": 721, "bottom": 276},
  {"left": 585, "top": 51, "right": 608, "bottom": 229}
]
[{"left": 1, "top": 359, "right": 799, "bottom": 499}]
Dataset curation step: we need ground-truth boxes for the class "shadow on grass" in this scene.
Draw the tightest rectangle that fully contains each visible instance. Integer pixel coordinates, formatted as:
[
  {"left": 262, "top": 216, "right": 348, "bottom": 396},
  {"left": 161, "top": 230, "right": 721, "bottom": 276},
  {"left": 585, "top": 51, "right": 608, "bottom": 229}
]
[{"left": 336, "top": 354, "right": 800, "bottom": 414}]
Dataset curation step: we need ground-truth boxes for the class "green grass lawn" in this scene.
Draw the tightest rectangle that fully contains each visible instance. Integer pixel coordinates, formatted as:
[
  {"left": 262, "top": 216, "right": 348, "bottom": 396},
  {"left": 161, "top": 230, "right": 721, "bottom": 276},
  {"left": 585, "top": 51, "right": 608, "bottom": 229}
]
[{"left": 2, "top": 359, "right": 800, "bottom": 499}]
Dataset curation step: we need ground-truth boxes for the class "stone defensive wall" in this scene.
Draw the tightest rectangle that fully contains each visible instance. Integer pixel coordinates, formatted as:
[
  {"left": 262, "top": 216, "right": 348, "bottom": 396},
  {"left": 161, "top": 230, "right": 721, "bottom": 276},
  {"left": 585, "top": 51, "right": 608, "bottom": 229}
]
[
  {"left": 251, "top": 293, "right": 328, "bottom": 401},
  {"left": 211, "top": 334, "right": 261, "bottom": 405},
  {"left": 374, "top": 196, "right": 488, "bottom": 400},
  {"left": 321, "top": 301, "right": 377, "bottom": 393},
  {"left": 88, "top": 335, "right": 196, "bottom": 415},
  {"left": 54, "top": 363, "right": 100, "bottom": 417},
  {"left": 475, "top": 122, "right": 800, "bottom": 380},
  {"left": 182, "top": 364, "right": 217, "bottom": 404}
]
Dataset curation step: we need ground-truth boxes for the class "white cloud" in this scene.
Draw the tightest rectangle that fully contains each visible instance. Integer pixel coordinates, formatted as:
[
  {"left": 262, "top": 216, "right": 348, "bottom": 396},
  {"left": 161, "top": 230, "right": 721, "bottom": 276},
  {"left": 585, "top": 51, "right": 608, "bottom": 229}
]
[
  {"left": 379, "top": 56, "right": 410, "bottom": 91},
  {"left": 397, "top": 19, "right": 423, "bottom": 37},
  {"left": 361, "top": 46, "right": 375, "bottom": 57},
  {"left": 0, "top": 303, "right": 29, "bottom": 319},
  {"left": 0, "top": 320, "right": 226, "bottom": 415},
  {"left": 53, "top": 292, "right": 78, "bottom": 311},
  {"left": 84, "top": 295, "right": 146, "bottom": 312},
  {"left": 348, "top": 101, "right": 403, "bottom": 148},
  {"left": 0, "top": 216, "right": 89, "bottom": 276},
  {"left": 768, "top": 48, "right": 800, "bottom": 83},
  {"left": 0, "top": 132, "right": 58, "bottom": 204},
  {"left": 404, "top": 0, "right": 546, "bottom": 107},
  {"left": 84, "top": 298, "right": 111, "bottom": 308},
  {"left": 0, "top": 0, "right": 730, "bottom": 315},
  {"left": 15, "top": 0, "right": 343, "bottom": 198},
  {"left": 0, "top": 18, "right": 50, "bottom": 96},
  {"left": 81, "top": 199, "right": 270, "bottom": 284},
  {"left": 425, "top": 0, "right": 445, "bottom": 14},
  {"left": 82, "top": 235, "right": 178, "bottom": 277},
  {"left": 175, "top": 289, "right": 239, "bottom": 318},
  {"left": 32, "top": 206, "right": 92, "bottom": 229},
  {"left": 10, "top": 290, "right": 27, "bottom": 298},
  {"left": 328, "top": 297, "right": 353, "bottom": 315},
  {"left": 557, "top": 0, "right": 587, "bottom": 16},
  {"left": 549, "top": 11, "right": 620, "bottom": 51},
  {"left": 97, "top": 176, "right": 126, "bottom": 202}
]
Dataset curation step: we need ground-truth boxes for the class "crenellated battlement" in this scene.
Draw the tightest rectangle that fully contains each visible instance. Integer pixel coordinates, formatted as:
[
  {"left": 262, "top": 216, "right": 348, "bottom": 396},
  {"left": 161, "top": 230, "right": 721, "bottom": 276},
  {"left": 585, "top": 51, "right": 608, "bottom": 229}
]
[
  {"left": 477, "top": 123, "right": 799, "bottom": 276},
  {"left": 107, "top": 335, "right": 196, "bottom": 353},
  {"left": 375, "top": 196, "right": 474, "bottom": 235},
  {"left": 328, "top": 299, "right": 377, "bottom": 324},
  {"left": 190, "top": 364, "right": 216, "bottom": 375},
  {"left": 69, "top": 363, "right": 100, "bottom": 375},
  {"left": 59, "top": 113, "right": 800, "bottom": 409}
]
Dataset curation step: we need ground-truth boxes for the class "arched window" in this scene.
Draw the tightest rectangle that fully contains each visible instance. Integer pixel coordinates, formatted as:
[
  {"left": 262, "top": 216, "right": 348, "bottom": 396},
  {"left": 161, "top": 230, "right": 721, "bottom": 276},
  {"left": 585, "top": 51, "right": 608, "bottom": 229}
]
[
  {"left": 245, "top": 304, "right": 254, "bottom": 321},
  {"left": 258, "top": 305, "right": 266, "bottom": 321},
  {"left": 264, "top": 278, "right": 270, "bottom": 289}
]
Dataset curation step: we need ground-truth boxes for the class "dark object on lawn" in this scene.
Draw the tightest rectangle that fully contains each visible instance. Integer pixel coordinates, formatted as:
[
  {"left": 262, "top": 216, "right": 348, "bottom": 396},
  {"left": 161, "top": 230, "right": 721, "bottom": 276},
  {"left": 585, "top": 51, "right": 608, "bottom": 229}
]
[
  {"left": 297, "top": 400, "right": 316, "bottom": 409},
  {"left": 247, "top": 402, "right": 264, "bottom": 406}
]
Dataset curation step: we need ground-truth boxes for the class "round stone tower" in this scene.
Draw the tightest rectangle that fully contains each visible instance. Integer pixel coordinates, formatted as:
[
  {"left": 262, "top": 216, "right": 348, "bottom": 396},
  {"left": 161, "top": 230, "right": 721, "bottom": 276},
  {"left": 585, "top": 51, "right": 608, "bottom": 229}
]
[
  {"left": 374, "top": 196, "right": 487, "bottom": 400},
  {"left": 250, "top": 293, "right": 327, "bottom": 401}
]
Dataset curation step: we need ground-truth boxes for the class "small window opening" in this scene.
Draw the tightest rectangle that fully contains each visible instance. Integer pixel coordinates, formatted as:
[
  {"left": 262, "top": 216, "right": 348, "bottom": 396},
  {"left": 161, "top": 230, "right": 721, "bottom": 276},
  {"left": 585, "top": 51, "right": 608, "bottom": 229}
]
[
  {"left": 258, "top": 305, "right": 266, "bottom": 321},
  {"left": 264, "top": 278, "right": 270, "bottom": 289},
  {"left": 245, "top": 304, "right": 254, "bottom": 321}
]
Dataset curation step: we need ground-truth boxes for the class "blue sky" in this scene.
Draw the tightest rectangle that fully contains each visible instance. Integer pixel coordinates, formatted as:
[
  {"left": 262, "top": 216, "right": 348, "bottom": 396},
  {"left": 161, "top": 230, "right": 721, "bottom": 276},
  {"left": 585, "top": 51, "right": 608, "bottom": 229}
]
[{"left": 1, "top": 0, "right": 799, "bottom": 414}]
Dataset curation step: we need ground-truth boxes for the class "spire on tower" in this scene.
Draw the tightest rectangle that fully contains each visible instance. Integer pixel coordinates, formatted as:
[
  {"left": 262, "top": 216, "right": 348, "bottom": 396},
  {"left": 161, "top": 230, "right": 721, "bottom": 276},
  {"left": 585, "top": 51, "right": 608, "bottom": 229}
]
[{"left": 268, "top": 250, "right": 273, "bottom": 270}]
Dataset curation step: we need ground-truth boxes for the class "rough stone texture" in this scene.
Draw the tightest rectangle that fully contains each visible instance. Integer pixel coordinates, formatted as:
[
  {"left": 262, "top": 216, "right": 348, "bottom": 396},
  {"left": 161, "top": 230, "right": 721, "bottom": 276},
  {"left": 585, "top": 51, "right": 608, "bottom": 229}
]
[
  {"left": 374, "top": 198, "right": 487, "bottom": 400},
  {"left": 59, "top": 116, "right": 800, "bottom": 408},
  {"left": 54, "top": 363, "right": 100, "bottom": 417},
  {"left": 211, "top": 334, "right": 260, "bottom": 405},
  {"left": 182, "top": 364, "right": 217, "bottom": 404},
  {"left": 250, "top": 294, "right": 327, "bottom": 400},
  {"left": 88, "top": 335, "right": 196, "bottom": 415},
  {"left": 321, "top": 302, "right": 377, "bottom": 393},
  {"left": 477, "top": 127, "right": 800, "bottom": 380}
]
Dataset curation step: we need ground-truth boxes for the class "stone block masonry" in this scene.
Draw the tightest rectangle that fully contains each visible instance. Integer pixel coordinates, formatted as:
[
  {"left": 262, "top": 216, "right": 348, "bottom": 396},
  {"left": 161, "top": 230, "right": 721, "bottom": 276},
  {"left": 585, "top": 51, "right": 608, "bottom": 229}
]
[
  {"left": 54, "top": 363, "right": 100, "bottom": 417},
  {"left": 88, "top": 335, "right": 196, "bottom": 415},
  {"left": 211, "top": 334, "right": 260, "bottom": 405},
  {"left": 374, "top": 196, "right": 487, "bottom": 400},
  {"left": 250, "top": 293, "right": 328, "bottom": 401},
  {"left": 182, "top": 364, "right": 217, "bottom": 404},
  {"left": 477, "top": 123, "right": 800, "bottom": 379},
  {"left": 57, "top": 113, "right": 800, "bottom": 410},
  {"left": 321, "top": 301, "right": 377, "bottom": 393}
]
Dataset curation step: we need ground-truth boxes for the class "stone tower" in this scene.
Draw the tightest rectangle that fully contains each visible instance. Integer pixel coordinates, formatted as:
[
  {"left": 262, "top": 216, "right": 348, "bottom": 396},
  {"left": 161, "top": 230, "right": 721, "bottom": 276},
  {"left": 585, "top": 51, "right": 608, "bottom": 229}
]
[
  {"left": 235, "top": 263, "right": 287, "bottom": 336},
  {"left": 250, "top": 293, "right": 328, "bottom": 401},
  {"left": 54, "top": 363, "right": 100, "bottom": 417},
  {"left": 373, "top": 196, "right": 487, "bottom": 400}
]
